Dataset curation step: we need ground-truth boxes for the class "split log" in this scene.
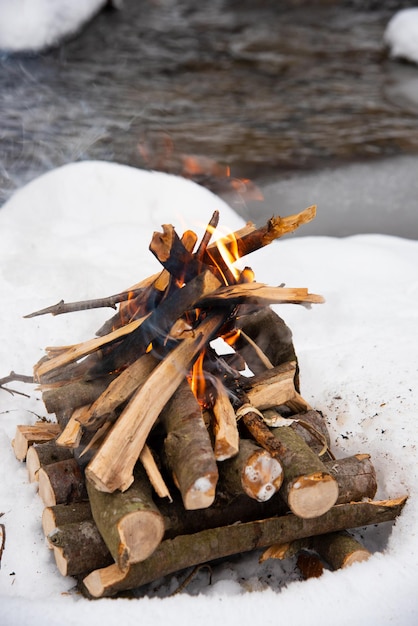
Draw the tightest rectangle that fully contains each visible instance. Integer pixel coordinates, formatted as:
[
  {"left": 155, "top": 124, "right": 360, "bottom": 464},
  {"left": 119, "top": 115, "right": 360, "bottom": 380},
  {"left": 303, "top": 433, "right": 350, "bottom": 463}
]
[
  {"left": 12, "top": 423, "right": 61, "bottom": 461},
  {"left": 197, "top": 283, "right": 324, "bottom": 309},
  {"left": 86, "top": 468, "right": 165, "bottom": 571},
  {"left": 219, "top": 438, "right": 283, "bottom": 502},
  {"left": 239, "top": 408, "right": 338, "bottom": 518},
  {"left": 26, "top": 441, "right": 73, "bottom": 482},
  {"left": 244, "top": 361, "right": 298, "bottom": 410},
  {"left": 82, "top": 496, "right": 407, "bottom": 598},
  {"left": 55, "top": 408, "right": 85, "bottom": 448},
  {"left": 211, "top": 381, "right": 240, "bottom": 461},
  {"left": 85, "top": 311, "right": 226, "bottom": 493},
  {"left": 42, "top": 501, "right": 93, "bottom": 538},
  {"left": 38, "top": 458, "right": 87, "bottom": 507},
  {"left": 47, "top": 520, "right": 112, "bottom": 576},
  {"left": 139, "top": 444, "right": 172, "bottom": 501},
  {"left": 160, "top": 380, "right": 218, "bottom": 509}
]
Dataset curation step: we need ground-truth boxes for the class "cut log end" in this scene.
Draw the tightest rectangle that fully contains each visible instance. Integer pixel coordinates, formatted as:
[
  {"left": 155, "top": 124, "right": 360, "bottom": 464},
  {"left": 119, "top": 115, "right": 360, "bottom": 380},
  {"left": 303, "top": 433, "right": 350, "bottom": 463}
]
[
  {"left": 182, "top": 473, "right": 218, "bottom": 510},
  {"left": 118, "top": 510, "right": 165, "bottom": 567},
  {"left": 242, "top": 451, "right": 283, "bottom": 502},
  {"left": 287, "top": 472, "right": 339, "bottom": 519}
]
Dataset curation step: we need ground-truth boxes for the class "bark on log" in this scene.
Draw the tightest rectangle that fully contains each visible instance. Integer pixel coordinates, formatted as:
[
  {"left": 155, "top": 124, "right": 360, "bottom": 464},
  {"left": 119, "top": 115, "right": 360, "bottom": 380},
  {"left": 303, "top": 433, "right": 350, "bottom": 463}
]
[
  {"left": 38, "top": 458, "right": 87, "bottom": 507},
  {"left": 324, "top": 454, "right": 377, "bottom": 504},
  {"left": 85, "top": 311, "right": 226, "bottom": 493},
  {"left": 47, "top": 520, "right": 112, "bottom": 576},
  {"left": 219, "top": 438, "right": 283, "bottom": 502},
  {"left": 26, "top": 440, "right": 73, "bottom": 482},
  {"left": 243, "top": 362, "right": 298, "bottom": 410},
  {"left": 42, "top": 501, "right": 93, "bottom": 537},
  {"left": 160, "top": 380, "right": 218, "bottom": 509},
  {"left": 269, "top": 422, "right": 339, "bottom": 518},
  {"left": 12, "top": 423, "right": 61, "bottom": 461},
  {"left": 82, "top": 496, "right": 407, "bottom": 598},
  {"left": 86, "top": 468, "right": 165, "bottom": 571},
  {"left": 41, "top": 376, "right": 115, "bottom": 417}
]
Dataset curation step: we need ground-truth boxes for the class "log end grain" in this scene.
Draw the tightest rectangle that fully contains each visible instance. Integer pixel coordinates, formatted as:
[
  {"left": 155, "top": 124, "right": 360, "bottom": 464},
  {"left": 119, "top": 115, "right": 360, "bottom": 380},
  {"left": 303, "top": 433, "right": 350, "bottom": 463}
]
[
  {"left": 182, "top": 473, "right": 218, "bottom": 510},
  {"left": 287, "top": 472, "right": 339, "bottom": 519},
  {"left": 242, "top": 450, "right": 283, "bottom": 502},
  {"left": 118, "top": 510, "right": 165, "bottom": 566}
]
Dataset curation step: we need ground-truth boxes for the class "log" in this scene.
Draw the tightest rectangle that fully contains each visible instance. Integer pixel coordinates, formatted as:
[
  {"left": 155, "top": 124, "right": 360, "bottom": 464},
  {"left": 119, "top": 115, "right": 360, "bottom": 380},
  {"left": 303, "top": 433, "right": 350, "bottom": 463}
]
[
  {"left": 219, "top": 438, "right": 283, "bottom": 502},
  {"left": 324, "top": 454, "right": 377, "bottom": 504},
  {"left": 244, "top": 362, "right": 298, "bottom": 410},
  {"left": 82, "top": 496, "right": 407, "bottom": 598},
  {"left": 42, "top": 501, "right": 93, "bottom": 538},
  {"left": 211, "top": 381, "right": 240, "bottom": 461},
  {"left": 85, "top": 311, "right": 226, "bottom": 493},
  {"left": 47, "top": 520, "right": 112, "bottom": 576},
  {"left": 12, "top": 423, "right": 61, "bottom": 461},
  {"left": 41, "top": 376, "right": 115, "bottom": 417},
  {"left": 139, "top": 444, "right": 172, "bottom": 501},
  {"left": 86, "top": 468, "right": 165, "bottom": 571},
  {"left": 197, "top": 283, "right": 324, "bottom": 309},
  {"left": 239, "top": 408, "right": 338, "bottom": 518},
  {"left": 269, "top": 422, "right": 339, "bottom": 518},
  {"left": 38, "top": 458, "right": 87, "bottom": 507},
  {"left": 55, "top": 408, "right": 84, "bottom": 448},
  {"left": 160, "top": 380, "right": 218, "bottom": 509},
  {"left": 26, "top": 440, "right": 73, "bottom": 482}
]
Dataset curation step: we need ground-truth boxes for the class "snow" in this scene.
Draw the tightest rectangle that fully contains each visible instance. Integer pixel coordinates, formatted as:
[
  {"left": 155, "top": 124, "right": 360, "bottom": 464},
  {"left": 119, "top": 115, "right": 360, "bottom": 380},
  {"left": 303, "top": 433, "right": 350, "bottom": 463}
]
[
  {"left": 0, "top": 0, "right": 107, "bottom": 53},
  {"left": 384, "top": 8, "right": 418, "bottom": 64},
  {"left": 0, "top": 161, "right": 417, "bottom": 625}
]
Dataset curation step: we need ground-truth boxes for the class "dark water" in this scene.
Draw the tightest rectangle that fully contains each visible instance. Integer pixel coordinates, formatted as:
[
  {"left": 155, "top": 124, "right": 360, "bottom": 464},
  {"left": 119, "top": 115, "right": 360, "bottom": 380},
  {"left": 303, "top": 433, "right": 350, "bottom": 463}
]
[{"left": 1, "top": 0, "right": 418, "bottom": 209}]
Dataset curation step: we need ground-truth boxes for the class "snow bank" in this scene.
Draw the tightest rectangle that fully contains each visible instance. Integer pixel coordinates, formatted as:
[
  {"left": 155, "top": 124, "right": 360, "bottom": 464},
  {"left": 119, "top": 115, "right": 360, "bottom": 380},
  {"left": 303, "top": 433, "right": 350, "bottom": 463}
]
[{"left": 384, "top": 8, "right": 418, "bottom": 64}]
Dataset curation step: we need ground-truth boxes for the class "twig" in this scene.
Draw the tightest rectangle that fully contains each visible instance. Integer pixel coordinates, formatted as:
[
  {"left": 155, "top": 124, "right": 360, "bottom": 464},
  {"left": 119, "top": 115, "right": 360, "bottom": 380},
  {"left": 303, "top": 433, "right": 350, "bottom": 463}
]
[
  {"left": 194, "top": 210, "right": 219, "bottom": 261},
  {"left": 0, "top": 371, "right": 34, "bottom": 397},
  {"left": 24, "top": 288, "right": 147, "bottom": 319}
]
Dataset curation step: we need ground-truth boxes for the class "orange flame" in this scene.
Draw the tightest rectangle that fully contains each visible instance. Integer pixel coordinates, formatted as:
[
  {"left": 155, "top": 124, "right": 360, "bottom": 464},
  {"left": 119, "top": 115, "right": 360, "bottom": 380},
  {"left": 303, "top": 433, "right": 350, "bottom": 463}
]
[{"left": 188, "top": 350, "right": 207, "bottom": 406}]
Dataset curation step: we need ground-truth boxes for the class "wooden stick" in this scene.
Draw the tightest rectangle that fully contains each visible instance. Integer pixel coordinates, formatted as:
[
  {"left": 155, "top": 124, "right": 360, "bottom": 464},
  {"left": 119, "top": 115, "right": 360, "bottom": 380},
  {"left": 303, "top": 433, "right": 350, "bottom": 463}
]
[
  {"left": 26, "top": 441, "right": 73, "bottom": 482},
  {"left": 38, "top": 458, "right": 87, "bottom": 507},
  {"left": 211, "top": 381, "right": 240, "bottom": 461},
  {"left": 42, "top": 502, "right": 93, "bottom": 538},
  {"left": 244, "top": 362, "right": 298, "bottom": 410},
  {"left": 86, "top": 468, "right": 165, "bottom": 571},
  {"left": 82, "top": 496, "right": 407, "bottom": 598},
  {"left": 55, "top": 408, "right": 85, "bottom": 448},
  {"left": 160, "top": 380, "right": 218, "bottom": 509},
  {"left": 197, "top": 283, "right": 324, "bottom": 308},
  {"left": 85, "top": 312, "right": 226, "bottom": 493},
  {"left": 12, "top": 423, "right": 61, "bottom": 461},
  {"left": 139, "top": 444, "right": 172, "bottom": 501}
]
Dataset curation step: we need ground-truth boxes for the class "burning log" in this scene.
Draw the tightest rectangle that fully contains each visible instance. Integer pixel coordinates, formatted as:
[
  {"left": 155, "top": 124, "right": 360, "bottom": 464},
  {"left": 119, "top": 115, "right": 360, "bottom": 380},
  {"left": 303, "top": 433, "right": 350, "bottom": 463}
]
[
  {"left": 86, "top": 467, "right": 165, "bottom": 571},
  {"left": 26, "top": 440, "right": 73, "bottom": 482},
  {"left": 160, "top": 380, "right": 218, "bottom": 510},
  {"left": 38, "top": 458, "right": 87, "bottom": 507},
  {"left": 82, "top": 497, "right": 407, "bottom": 598},
  {"left": 12, "top": 423, "right": 61, "bottom": 461},
  {"left": 210, "top": 381, "right": 240, "bottom": 461}
]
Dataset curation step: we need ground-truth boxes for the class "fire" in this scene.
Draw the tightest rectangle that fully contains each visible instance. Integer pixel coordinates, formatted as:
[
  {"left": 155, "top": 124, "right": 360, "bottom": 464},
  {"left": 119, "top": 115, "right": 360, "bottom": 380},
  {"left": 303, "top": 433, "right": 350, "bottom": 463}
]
[{"left": 188, "top": 350, "right": 207, "bottom": 407}]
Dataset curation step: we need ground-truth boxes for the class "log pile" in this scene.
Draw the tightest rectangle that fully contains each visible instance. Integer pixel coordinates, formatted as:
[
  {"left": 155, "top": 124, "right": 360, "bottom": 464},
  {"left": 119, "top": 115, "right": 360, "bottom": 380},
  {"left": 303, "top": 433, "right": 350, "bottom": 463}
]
[{"left": 8, "top": 207, "right": 407, "bottom": 597}]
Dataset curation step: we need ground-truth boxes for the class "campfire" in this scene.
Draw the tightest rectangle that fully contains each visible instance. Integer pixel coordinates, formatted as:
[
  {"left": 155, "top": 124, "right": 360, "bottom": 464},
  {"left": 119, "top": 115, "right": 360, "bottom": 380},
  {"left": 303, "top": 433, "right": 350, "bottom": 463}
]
[{"left": 7, "top": 207, "right": 406, "bottom": 598}]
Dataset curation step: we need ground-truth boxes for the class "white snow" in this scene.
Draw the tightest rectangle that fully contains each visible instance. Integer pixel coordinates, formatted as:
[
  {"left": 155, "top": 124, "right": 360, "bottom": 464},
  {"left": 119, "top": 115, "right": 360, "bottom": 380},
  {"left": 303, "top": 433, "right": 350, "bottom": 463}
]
[
  {"left": 0, "top": 0, "right": 107, "bottom": 52},
  {"left": 384, "top": 8, "right": 418, "bottom": 64},
  {"left": 0, "top": 161, "right": 417, "bottom": 625}
]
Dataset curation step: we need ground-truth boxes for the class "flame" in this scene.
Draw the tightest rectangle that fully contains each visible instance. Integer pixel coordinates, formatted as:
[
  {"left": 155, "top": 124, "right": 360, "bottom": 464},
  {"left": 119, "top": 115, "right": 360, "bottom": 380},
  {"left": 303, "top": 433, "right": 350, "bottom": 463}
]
[
  {"left": 188, "top": 350, "right": 207, "bottom": 406},
  {"left": 205, "top": 225, "right": 242, "bottom": 285},
  {"left": 222, "top": 329, "right": 241, "bottom": 348}
]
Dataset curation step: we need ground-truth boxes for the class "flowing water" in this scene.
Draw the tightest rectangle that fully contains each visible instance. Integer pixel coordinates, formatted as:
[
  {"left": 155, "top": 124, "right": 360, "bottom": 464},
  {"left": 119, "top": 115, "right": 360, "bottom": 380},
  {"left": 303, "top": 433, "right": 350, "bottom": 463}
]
[{"left": 1, "top": 0, "right": 417, "bottom": 235}]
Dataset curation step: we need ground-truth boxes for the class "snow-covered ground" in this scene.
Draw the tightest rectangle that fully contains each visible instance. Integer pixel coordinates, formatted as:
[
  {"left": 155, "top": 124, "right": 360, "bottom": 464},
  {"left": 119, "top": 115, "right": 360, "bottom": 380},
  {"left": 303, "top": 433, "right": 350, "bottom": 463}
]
[
  {"left": 384, "top": 7, "right": 418, "bottom": 64},
  {"left": 0, "top": 162, "right": 417, "bottom": 625}
]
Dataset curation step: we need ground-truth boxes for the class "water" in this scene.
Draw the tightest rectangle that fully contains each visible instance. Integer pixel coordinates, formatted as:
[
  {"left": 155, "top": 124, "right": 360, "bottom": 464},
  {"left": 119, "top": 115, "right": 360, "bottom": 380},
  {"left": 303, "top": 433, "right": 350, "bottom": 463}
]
[{"left": 1, "top": 0, "right": 417, "bottom": 237}]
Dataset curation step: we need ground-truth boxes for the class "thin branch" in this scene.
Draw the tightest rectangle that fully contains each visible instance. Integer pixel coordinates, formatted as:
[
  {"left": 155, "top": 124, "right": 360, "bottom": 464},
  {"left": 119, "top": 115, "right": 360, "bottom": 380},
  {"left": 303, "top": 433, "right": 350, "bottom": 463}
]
[
  {"left": 0, "top": 371, "right": 34, "bottom": 397},
  {"left": 194, "top": 210, "right": 220, "bottom": 261},
  {"left": 24, "top": 287, "right": 147, "bottom": 319}
]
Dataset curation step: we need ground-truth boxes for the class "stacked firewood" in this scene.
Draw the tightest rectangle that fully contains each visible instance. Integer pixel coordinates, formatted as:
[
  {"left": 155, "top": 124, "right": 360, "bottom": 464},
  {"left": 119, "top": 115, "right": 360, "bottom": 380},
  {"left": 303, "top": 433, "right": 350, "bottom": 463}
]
[{"left": 10, "top": 207, "right": 407, "bottom": 598}]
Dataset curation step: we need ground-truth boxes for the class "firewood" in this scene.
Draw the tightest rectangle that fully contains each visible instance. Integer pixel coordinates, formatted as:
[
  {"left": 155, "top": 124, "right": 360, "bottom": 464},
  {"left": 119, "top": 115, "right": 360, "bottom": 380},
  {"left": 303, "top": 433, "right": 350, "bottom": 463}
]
[
  {"left": 160, "top": 380, "right": 218, "bottom": 509},
  {"left": 203, "top": 206, "right": 317, "bottom": 268},
  {"left": 260, "top": 530, "right": 371, "bottom": 570},
  {"left": 41, "top": 376, "right": 116, "bottom": 417},
  {"left": 211, "top": 381, "right": 240, "bottom": 461},
  {"left": 297, "top": 552, "right": 324, "bottom": 579},
  {"left": 139, "top": 444, "right": 172, "bottom": 501},
  {"left": 324, "top": 454, "right": 377, "bottom": 504},
  {"left": 85, "top": 311, "right": 226, "bottom": 493},
  {"left": 12, "top": 423, "right": 61, "bottom": 461},
  {"left": 47, "top": 520, "right": 112, "bottom": 576},
  {"left": 82, "top": 496, "right": 407, "bottom": 598},
  {"left": 42, "top": 501, "right": 93, "bottom": 538},
  {"left": 239, "top": 408, "right": 338, "bottom": 518},
  {"left": 243, "top": 361, "right": 298, "bottom": 410},
  {"left": 38, "top": 458, "right": 87, "bottom": 507},
  {"left": 26, "top": 441, "right": 73, "bottom": 482},
  {"left": 197, "top": 283, "right": 325, "bottom": 309},
  {"left": 219, "top": 438, "right": 283, "bottom": 502},
  {"left": 86, "top": 468, "right": 165, "bottom": 571},
  {"left": 55, "top": 407, "right": 85, "bottom": 448},
  {"left": 78, "top": 353, "right": 158, "bottom": 431}
]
